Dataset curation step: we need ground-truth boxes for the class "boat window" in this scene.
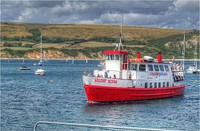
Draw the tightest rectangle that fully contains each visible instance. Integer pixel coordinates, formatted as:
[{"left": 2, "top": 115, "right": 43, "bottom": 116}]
[
  {"left": 139, "top": 64, "right": 146, "bottom": 71},
  {"left": 154, "top": 83, "right": 157, "bottom": 88},
  {"left": 158, "top": 82, "right": 161, "bottom": 88},
  {"left": 110, "top": 55, "right": 114, "bottom": 60},
  {"left": 123, "top": 55, "right": 128, "bottom": 62},
  {"left": 148, "top": 65, "right": 153, "bottom": 71},
  {"left": 154, "top": 65, "right": 159, "bottom": 71},
  {"left": 167, "top": 82, "right": 169, "bottom": 87},
  {"left": 114, "top": 55, "right": 119, "bottom": 60},
  {"left": 164, "top": 65, "right": 169, "bottom": 71},
  {"left": 131, "top": 64, "right": 138, "bottom": 71},
  {"left": 120, "top": 54, "right": 123, "bottom": 60},
  {"left": 159, "top": 65, "right": 164, "bottom": 71},
  {"left": 150, "top": 83, "right": 153, "bottom": 88},
  {"left": 145, "top": 83, "right": 148, "bottom": 88},
  {"left": 106, "top": 55, "right": 109, "bottom": 60},
  {"left": 163, "top": 82, "right": 165, "bottom": 87}
]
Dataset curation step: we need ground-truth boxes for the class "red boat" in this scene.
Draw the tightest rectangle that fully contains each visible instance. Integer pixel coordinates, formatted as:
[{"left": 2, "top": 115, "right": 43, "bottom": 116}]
[{"left": 82, "top": 26, "right": 185, "bottom": 103}]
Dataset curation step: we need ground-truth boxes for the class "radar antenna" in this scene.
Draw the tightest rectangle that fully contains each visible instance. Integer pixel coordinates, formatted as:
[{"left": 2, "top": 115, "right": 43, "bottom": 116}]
[{"left": 114, "top": 14, "right": 124, "bottom": 51}]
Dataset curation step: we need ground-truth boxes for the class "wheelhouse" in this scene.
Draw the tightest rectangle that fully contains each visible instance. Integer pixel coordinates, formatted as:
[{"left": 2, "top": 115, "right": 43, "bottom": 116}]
[{"left": 103, "top": 50, "right": 129, "bottom": 71}]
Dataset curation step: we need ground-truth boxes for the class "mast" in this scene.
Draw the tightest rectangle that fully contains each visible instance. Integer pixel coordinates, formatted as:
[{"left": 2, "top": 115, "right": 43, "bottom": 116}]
[
  {"left": 119, "top": 14, "right": 124, "bottom": 50},
  {"left": 115, "top": 14, "right": 124, "bottom": 51},
  {"left": 182, "top": 30, "right": 185, "bottom": 71},
  {"left": 194, "top": 38, "right": 198, "bottom": 67},
  {"left": 40, "top": 35, "right": 43, "bottom": 61}
]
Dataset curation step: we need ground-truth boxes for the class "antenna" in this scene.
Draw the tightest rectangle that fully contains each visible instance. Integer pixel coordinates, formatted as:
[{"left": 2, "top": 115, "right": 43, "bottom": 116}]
[
  {"left": 114, "top": 14, "right": 124, "bottom": 51},
  {"left": 194, "top": 37, "right": 198, "bottom": 67},
  {"left": 40, "top": 35, "right": 43, "bottom": 61},
  {"left": 182, "top": 30, "right": 185, "bottom": 71}
]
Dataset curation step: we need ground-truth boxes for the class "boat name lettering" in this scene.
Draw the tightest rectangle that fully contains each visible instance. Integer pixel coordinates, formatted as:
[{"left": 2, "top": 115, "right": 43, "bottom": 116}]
[
  {"left": 94, "top": 78, "right": 117, "bottom": 84},
  {"left": 94, "top": 78, "right": 106, "bottom": 83},
  {"left": 108, "top": 80, "right": 117, "bottom": 84},
  {"left": 150, "top": 72, "right": 168, "bottom": 76}
]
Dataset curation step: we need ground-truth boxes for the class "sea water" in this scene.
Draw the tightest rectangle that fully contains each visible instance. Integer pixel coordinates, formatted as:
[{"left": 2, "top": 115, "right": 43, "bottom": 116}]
[{"left": 1, "top": 60, "right": 199, "bottom": 131}]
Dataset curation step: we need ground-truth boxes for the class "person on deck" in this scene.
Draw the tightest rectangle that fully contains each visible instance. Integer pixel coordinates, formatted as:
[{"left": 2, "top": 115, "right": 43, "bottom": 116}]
[
  {"left": 113, "top": 74, "right": 116, "bottom": 79},
  {"left": 104, "top": 72, "right": 108, "bottom": 78}
]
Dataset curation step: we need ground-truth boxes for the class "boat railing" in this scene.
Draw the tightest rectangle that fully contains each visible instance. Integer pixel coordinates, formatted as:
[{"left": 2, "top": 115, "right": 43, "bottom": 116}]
[
  {"left": 33, "top": 121, "right": 183, "bottom": 131},
  {"left": 83, "top": 74, "right": 134, "bottom": 81},
  {"left": 83, "top": 74, "right": 171, "bottom": 81}
]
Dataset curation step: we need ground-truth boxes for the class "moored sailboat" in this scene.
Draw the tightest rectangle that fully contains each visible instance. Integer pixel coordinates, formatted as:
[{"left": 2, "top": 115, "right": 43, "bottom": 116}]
[
  {"left": 19, "top": 58, "right": 31, "bottom": 70},
  {"left": 35, "top": 36, "right": 45, "bottom": 76},
  {"left": 186, "top": 38, "right": 200, "bottom": 74}
]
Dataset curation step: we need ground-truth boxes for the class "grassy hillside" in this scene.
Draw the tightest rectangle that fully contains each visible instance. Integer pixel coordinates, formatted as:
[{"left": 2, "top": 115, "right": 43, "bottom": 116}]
[
  {"left": 1, "top": 22, "right": 187, "bottom": 40},
  {"left": 0, "top": 22, "right": 199, "bottom": 59}
]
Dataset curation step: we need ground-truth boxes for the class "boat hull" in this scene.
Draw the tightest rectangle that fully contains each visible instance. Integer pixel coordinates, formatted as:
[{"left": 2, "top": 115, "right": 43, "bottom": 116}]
[
  {"left": 84, "top": 84, "right": 185, "bottom": 103},
  {"left": 35, "top": 69, "right": 45, "bottom": 75},
  {"left": 19, "top": 68, "right": 31, "bottom": 70}
]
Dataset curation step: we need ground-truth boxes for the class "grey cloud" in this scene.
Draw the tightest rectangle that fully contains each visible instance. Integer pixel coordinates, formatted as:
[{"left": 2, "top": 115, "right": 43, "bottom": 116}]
[{"left": 1, "top": 0, "right": 199, "bottom": 29}]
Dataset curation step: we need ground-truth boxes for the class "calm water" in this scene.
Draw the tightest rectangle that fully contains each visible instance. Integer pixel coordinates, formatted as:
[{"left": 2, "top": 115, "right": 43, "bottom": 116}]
[{"left": 1, "top": 60, "right": 199, "bottom": 131}]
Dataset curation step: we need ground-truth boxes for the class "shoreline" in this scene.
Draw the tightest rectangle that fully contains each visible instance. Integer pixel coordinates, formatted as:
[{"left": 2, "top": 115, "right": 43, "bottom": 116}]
[
  {"left": 0, "top": 58, "right": 102, "bottom": 61},
  {"left": 1, "top": 58, "right": 200, "bottom": 61}
]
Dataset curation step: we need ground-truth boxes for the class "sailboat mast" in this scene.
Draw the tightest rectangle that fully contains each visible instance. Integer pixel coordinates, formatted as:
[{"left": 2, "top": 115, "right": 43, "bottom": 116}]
[
  {"left": 194, "top": 38, "right": 198, "bottom": 67},
  {"left": 182, "top": 31, "right": 185, "bottom": 71},
  {"left": 40, "top": 35, "right": 43, "bottom": 60}
]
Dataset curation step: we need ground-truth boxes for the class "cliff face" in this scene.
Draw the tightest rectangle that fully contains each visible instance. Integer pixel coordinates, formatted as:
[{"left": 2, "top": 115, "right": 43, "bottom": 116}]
[
  {"left": 25, "top": 51, "right": 72, "bottom": 59},
  {"left": 1, "top": 50, "right": 103, "bottom": 59}
]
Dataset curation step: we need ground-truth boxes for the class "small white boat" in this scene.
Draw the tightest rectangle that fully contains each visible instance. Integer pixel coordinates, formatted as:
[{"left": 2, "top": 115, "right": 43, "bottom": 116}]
[
  {"left": 186, "top": 65, "right": 200, "bottom": 74},
  {"left": 35, "top": 36, "right": 45, "bottom": 76},
  {"left": 35, "top": 68, "right": 45, "bottom": 75}
]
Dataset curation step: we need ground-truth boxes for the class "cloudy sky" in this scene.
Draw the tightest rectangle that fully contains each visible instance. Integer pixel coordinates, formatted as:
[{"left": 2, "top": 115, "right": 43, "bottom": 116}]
[{"left": 1, "top": 0, "right": 199, "bottom": 29}]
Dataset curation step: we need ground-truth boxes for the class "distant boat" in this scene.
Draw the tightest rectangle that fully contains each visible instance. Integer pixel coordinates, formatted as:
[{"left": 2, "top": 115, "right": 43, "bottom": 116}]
[
  {"left": 97, "top": 60, "right": 104, "bottom": 67},
  {"left": 35, "top": 36, "right": 45, "bottom": 76},
  {"left": 86, "top": 60, "right": 88, "bottom": 64},
  {"left": 186, "top": 38, "right": 200, "bottom": 74},
  {"left": 19, "top": 58, "right": 31, "bottom": 70},
  {"left": 72, "top": 59, "right": 74, "bottom": 64},
  {"left": 186, "top": 65, "right": 200, "bottom": 74}
]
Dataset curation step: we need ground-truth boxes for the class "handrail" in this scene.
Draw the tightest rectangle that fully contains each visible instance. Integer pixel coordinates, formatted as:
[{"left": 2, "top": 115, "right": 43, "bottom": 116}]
[
  {"left": 33, "top": 121, "right": 183, "bottom": 131},
  {"left": 83, "top": 75, "right": 171, "bottom": 82}
]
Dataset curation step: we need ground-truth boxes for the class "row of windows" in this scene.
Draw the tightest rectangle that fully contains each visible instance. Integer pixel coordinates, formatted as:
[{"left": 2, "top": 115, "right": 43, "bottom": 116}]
[
  {"left": 105, "top": 54, "right": 121, "bottom": 60},
  {"left": 105, "top": 54, "right": 129, "bottom": 61},
  {"left": 145, "top": 82, "right": 170, "bottom": 88},
  {"left": 130, "top": 64, "right": 170, "bottom": 72}
]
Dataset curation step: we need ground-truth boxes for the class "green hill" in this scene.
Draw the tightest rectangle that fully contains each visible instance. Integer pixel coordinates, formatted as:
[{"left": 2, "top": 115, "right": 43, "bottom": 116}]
[{"left": 0, "top": 22, "right": 199, "bottom": 59}]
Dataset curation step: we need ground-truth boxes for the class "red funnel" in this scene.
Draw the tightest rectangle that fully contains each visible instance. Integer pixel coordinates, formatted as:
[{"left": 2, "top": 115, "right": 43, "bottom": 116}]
[
  {"left": 136, "top": 52, "right": 141, "bottom": 58},
  {"left": 158, "top": 52, "right": 162, "bottom": 63}
]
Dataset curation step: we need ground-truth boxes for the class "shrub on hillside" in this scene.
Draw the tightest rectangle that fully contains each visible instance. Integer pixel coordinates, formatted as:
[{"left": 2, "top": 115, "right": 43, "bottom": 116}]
[
  {"left": 23, "top": 44, "right": 33, "bottom": 48},
  {"left": 3, "top": 42, "right": 22, "bottom": 47},
  {"left": 28, "top": 28, "right": 41, "bottom": 36}
]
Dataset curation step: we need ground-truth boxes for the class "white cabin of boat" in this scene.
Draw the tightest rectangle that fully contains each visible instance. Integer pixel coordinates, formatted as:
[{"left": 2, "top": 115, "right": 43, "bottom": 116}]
[{"left": 92, "top": 50, "right": 184, "bottom": 88}]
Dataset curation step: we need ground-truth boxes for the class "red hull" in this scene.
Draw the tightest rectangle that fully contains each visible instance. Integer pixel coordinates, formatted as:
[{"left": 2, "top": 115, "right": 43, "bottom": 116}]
[{"left": 84, "top": 84, "right": 185, "bottom": 102}]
